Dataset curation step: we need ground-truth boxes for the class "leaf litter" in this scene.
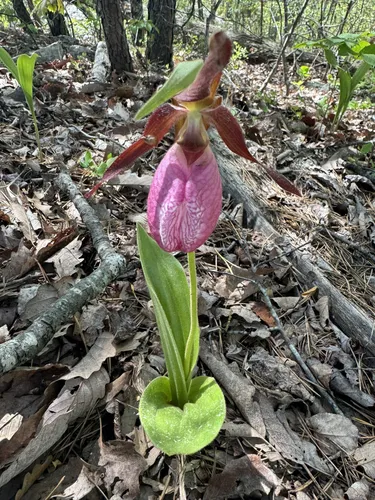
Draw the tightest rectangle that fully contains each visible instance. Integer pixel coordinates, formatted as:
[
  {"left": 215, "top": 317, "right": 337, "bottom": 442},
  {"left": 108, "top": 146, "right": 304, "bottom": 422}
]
[{"left": 0, "top": 26, "right": 375, "bottom": 500}]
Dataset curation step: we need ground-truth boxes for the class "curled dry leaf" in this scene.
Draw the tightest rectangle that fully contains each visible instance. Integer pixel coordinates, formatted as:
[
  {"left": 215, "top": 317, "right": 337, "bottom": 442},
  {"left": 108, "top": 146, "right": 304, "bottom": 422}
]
[
  {"left": 0, "top": 364, "right": 68, "bottom": 468},
  {"left": 354, "top": 441, "right": 375, "bottom": 479},
  {"left": 61, "top": 331, "right": 116, "bottom": 381},
  {"left": 204, "top": 454, "right": 280, "bottom": 499},
  {"left": 61, "top": 440, "right": 147, "bottom": 500},
  {"left": 250, "top": 301, "right": 276, "bottom": 327},
  {"left": 200, "top": 341, "right": 265, "bottom": 436},
  {"left": 308, "top": 358, "right": 375, "bottom": 408},
  {"left": 46, "top": 235, "right": 83, "bottom": 278},
  {"left": 330, "top": 369, "right": 375, "bottom": 408},
  {"left": 314, "top": 295, "right": 330, "bottom": 329},
  {"left": 345, "top": 479, "right": 371, "bottom": 500}
]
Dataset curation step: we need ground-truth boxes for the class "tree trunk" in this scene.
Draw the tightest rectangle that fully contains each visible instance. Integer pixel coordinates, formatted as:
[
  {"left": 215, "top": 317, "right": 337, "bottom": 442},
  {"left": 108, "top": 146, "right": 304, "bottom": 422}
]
[
  {"left": 146, "top": 0, "right": 176, "bottom": 67},
  {"left": 204, "top": 0, "right": 223, "bottom": 50},
  {"left": 197, "top": 0, "right": 204, "bottom": 20},
  {"left": 96, "top": 0, "right": 134, "bottom": 74},
  {"left": 47, "top": 11, "right": 69, "bottom": 36},
  {"left": 130, "top": 0, "right": 145, "bottom": 45},
  {"left": 11, "top": 0, "right": 34, "bottom": 30}
]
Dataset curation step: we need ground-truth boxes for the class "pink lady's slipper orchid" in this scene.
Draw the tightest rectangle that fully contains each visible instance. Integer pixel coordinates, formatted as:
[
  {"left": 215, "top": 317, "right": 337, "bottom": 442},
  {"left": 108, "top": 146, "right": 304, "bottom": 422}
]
[{"left": 87, "top": 32, "right": 300, "bottom": 252}]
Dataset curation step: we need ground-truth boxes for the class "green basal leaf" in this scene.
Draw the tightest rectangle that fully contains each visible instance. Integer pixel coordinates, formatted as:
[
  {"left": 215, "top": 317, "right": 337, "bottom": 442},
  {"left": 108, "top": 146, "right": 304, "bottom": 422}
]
[
  {"left": 324, "top": 48, "right": 338, "bottom": 68},
  {"left": 137, "top": 224, "right": 191, "bottom": 361},
  {"left": 139, "top": 375, "right": 226, "bottom": 455},
  {"left": 0, "top": 47, "right": 19, "bottom": 81},
  {"left": 17, "top": 53, "right": 40, "bottom": 153},
  {"left": 135, "top": 59, "right": 203, "bottom": 120}
]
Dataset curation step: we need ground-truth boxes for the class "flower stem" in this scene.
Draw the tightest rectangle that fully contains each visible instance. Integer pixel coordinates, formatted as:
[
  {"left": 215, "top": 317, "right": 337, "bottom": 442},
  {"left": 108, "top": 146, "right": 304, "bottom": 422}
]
[{"left": 184, "top": 251, "right": 199, "bottom": 385}]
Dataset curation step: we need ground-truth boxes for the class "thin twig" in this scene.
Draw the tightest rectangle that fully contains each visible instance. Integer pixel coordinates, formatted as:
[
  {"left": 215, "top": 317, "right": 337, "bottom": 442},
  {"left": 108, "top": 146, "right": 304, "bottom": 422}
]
[{"left": 0, "top": 168, "right": 126, "bottom": 373}]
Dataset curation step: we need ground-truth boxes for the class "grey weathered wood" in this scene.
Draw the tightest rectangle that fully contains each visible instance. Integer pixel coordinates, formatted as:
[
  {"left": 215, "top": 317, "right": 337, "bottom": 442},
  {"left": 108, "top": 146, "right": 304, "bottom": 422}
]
[
  {"left": 210, "top": 132, "right": 375, "bottom": 355},
  {"left": 91, "top": 41, "right": 111, "bottom": 83},
  {"left": 0, "top": 170, "right": 127, "bottom": 374}
]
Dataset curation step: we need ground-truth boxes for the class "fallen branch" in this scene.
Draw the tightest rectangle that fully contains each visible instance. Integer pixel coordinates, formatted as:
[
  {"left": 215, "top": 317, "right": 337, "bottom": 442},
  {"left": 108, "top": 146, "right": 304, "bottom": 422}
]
[
  {"left": 210, "top": 131, "right": 375, "bottom": 356},
  {"left": 0, "top": 169, "right": 126, "bottom": 374}
]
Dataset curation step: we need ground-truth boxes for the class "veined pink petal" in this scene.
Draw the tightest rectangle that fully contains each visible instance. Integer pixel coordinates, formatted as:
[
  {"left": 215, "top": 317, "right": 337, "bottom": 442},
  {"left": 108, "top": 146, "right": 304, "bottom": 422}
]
[{"left": 147, "top": 144, "right": 222, "bottom": 252}]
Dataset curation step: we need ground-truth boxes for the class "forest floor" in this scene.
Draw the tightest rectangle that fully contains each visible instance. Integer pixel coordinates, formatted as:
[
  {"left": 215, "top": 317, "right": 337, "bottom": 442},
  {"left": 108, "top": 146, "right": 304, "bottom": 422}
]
[{"left": 1, "top": 27, "right": 375, "bottom": 500}]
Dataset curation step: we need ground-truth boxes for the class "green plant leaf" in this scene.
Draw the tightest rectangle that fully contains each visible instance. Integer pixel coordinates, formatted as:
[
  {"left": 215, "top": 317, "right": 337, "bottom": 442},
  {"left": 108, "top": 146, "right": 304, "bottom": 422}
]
[
  {"left": 17, "top": 53, "right": 40, "bottom": 151},
  {"left": 17, "top": 53, "right": 38, "bottom": 103},
  {"left": 351, "top": 61, "right": 370, "bottom": 90},
  {"left": 359, "top": 45, "right": 375, "bottom": 66},
  {"left": 139, "top": 375, "right": 226, "bottom": 455},
  {"left": 338, "top": 42, "right": 356, "bottom": 56},
  {"left": 335, "top": 69, "right": 352, "bottom": 125},
  {"left": 135, "top": 59, "right": 203, "bottom": 120},
  {"left": 149, "top": 292, "right": 188, "bottom": 407},
  {"left": 137, "top": 224, "right": 191, "bottom": 358},
  {"left": 324, "top": 48, "right": 338, "bottom": 68},
  {"left": 137, "top": 224, "right": 192, "bottom": 405},
  {"left": 0, "top": 47, "right": 19, "bottom": 80},
  {"left": 360, "top": 142, "right": 373, "bottom": 155}
]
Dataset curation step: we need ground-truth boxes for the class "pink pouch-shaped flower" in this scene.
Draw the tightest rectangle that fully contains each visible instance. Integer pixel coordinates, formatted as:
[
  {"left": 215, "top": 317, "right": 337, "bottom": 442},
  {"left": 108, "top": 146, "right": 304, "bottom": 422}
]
[{"left": 147, "top": 143, "right": 222, "bottom": 252}]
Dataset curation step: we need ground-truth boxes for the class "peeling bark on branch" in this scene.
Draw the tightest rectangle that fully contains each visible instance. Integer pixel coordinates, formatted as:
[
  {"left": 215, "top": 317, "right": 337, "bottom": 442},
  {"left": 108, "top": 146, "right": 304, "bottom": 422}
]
[{"left": 0, "top": 171, "right": 126, "bottom": 374}]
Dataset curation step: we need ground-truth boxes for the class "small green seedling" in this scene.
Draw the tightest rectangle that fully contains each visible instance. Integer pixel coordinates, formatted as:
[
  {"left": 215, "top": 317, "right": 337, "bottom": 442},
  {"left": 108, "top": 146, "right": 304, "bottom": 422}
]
[
  {"left": 80, "top": 151, "right": 116, "bottom": 177},
  {"left": 0, "top": 47, "right": 40, "bottom": 157},
  {"left": 360, "top": 142, "right": 373, "bottom": 155},
  {"left": 296, "top": 32, "right": 375, "bottom": 127},
  {"left": 137, "top": 225, "right": 226, "bottom": 455}
]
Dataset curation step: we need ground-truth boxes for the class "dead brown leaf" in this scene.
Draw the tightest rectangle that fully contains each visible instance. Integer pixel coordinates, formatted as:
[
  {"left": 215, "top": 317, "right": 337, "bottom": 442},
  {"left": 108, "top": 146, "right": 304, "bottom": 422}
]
[
  {"left": 0, "top": 368, "right": 109, "bottom": 489},
  {"left": 18, "top": 284, "right": 59, "bottom": 322},
  {"left": 250, "top": 301, "right": 276, "bottom": 326},
  {"left": 46, "top": 236, "right": 83, "bottom": 278},
  {"left": 1, "top": 240, "right": 35, "bottom": 281},
  {"left": 61, "top": 331, "right": 116, "bottom": 381},
  {"left": 249, "top": 348, "right": 313, "bottom": 402},
  {"left": 345, "top": 479, "right": 371, "bottom": 500},
  {"left": 307, "top": 413, "right": 358, "bottom": 455},
  {"left": 204, "top": 454, "right": 280, "bottom": 499},
  {"left": 354, "top": 441, "right": 375, "bottom": 479},
  {"left": 61, "top": 440, "right": 147, "bottom": 499}
]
